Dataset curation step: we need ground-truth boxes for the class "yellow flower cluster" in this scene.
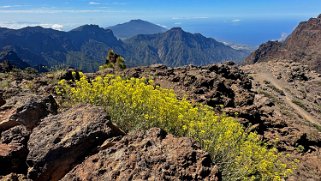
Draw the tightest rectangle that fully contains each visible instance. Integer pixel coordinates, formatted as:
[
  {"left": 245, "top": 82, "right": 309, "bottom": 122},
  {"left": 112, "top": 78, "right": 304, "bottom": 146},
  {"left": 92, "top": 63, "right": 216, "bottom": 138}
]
[{"left": 56, "top": 74, "right": 295, "bottom": 180}]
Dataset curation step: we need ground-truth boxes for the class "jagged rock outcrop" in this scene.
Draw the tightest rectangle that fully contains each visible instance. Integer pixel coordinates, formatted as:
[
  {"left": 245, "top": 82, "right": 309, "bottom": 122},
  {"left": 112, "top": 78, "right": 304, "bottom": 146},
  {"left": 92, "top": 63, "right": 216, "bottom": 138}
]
[
  {"left": 245, "top": 41, "right": 283, "bottom": 64},
  {"left": 246, "top": 14, "right": 321, "bottom": 73},
  {"left": 26, "top": 105, "right": 125, "bottom": 181},
  {"left": 62, "top": 128, "right": 220, "bottom": 181}
]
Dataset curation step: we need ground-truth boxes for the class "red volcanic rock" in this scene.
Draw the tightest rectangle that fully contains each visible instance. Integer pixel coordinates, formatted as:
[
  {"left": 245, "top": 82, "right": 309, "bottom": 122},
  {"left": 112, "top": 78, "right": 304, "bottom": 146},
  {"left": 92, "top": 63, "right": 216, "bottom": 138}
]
[{"left": 62, "top": 128, "right": 220, "bottom": 181}]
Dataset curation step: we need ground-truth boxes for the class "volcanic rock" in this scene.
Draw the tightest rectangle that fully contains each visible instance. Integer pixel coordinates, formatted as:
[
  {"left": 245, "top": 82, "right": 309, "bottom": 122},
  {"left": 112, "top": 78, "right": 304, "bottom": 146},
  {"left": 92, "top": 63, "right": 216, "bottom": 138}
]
[
  {"left": 26, "top": 105, "right": 125, "bottom": 181},
  {"left": 0, "top": 143, "right": 28, "bottom": 175},
  {"left": 1, "top": 125, "right": 30, "bottom": 145},
  {"left": 62, "top": 128, "right": 220, "bottom": 181},
  {"left": 0, "top": 95, "right": 58, "bottom": 132}
]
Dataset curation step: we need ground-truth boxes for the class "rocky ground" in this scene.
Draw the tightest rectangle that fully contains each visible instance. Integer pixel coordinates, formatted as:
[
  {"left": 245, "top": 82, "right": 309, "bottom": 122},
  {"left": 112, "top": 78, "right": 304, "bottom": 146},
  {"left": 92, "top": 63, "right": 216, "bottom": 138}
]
[
  {"left": 0, "top": 69, "right": 220, "bottom": 180},
  {"left": 242, "top": 60, "right": 321, "bottom": 180},
  {"left": 113, "top": 61, "right": 321, "bottom": 180},
  {"left": 0, "top": 61, "right": 320, "bottom": 180}
]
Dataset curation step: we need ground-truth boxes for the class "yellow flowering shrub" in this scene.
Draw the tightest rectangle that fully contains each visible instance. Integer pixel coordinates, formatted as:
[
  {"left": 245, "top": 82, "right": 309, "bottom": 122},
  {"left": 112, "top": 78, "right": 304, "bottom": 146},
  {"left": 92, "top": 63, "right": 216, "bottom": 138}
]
[{"left": 56, "top": 74, "right": 295, "bottom": 180}]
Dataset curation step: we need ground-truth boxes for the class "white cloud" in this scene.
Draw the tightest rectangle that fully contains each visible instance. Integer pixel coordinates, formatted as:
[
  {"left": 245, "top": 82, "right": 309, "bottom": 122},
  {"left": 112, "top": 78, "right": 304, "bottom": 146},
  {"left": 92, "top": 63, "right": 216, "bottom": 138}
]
[
  {"left": 156, "top": 24, "right": 168, "bottom": 28},
  {"left": 0, "top": 9, "right": 125, "bottom": 14},
  {"left": 50, "top": 24, "right": 64, "bottom": 30},
  {"left": 0, "top": 22, "right": 64, "bottom": 31},
  {"left": 232, "top": 19, "right": 241, "bottom": 22},
  {"left": 174, "top": 22, "right": 182, "bottom": 25},
  {"left": 89, "top": 2, "right": 100, "bottom": 5},
  {"left": 278, "top": 32, "right": 288, "bottom": 41},
  {"left": 0, "top": 5, "right": 12, "bottom": 8},
  {"left": 0, "top": 5, "right": 30, "bottom": 9}
]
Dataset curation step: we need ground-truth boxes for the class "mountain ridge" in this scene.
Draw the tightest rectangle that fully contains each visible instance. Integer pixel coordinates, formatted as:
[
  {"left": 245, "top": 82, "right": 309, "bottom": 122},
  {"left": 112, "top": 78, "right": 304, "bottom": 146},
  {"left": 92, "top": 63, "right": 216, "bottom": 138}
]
[
  {"left": 125, "top": 27, "right": 249, "bottom": 67},
  {"left": 0, "top": 24, "right": 248, "bottom": 72},
  {"left": 245, "top": 14, "right": 321, "bottom": 73}
]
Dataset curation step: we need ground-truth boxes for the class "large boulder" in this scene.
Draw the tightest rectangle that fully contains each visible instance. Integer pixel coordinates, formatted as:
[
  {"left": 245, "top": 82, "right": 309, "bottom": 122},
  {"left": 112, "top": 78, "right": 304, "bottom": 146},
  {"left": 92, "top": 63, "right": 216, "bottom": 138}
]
[
  {"left": 0, "top": 95, "right": 58, "bottom": 132},
  {"left": 26, "top": 105, "right": 125, "bottom": 181},
  {"left": 62, "top": 128, "right": 220, "bottom": 181}
]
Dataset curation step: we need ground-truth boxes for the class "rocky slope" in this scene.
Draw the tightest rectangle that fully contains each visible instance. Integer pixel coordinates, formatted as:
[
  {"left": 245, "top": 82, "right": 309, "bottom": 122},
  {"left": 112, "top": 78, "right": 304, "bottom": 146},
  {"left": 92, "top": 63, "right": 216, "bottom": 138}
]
[
  {"left": 1, "top": 61, "right": 320, "bottom": 180},
  {"left": 104, "top": 62, "right": 321, "bottom": 180},
  {"left": 245, "top": 14, "right": 321, "bottom": 73},
  {"left": 242, "top": 60, "right": 321, "bottom": 180},
  {"left": 0, "top": 69, "right": 220, "bottom": 180}
]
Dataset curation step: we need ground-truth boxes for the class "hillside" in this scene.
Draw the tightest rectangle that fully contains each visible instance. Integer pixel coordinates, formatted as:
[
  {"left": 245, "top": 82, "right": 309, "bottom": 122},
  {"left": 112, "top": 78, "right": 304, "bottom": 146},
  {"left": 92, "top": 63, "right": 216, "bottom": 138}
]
[
  {"left": 0, "top": 61, "right": 320, "bottom": 180},
  {"left": 245, "top": 14, "right": 321, "bottom": 73},
  {"left": 0, "top": 50, "right": 30, "bottom": 70},
  {"left": 241, "top": 60, "right": 321, "bottom": 180},
  {"left": 125, "top": 27, "right": 249, "bottom": 67},
  {"left": 107, "top": 19, "right": 167, "bottom": 39},
  {"left": 0, "top": 25, "right": 125, "bottom": 72}
]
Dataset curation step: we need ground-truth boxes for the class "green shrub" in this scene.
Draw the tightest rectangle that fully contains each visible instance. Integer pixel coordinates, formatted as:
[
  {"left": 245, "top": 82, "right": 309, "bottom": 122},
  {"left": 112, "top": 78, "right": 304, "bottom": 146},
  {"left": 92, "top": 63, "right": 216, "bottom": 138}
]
[{"left": 56, "top": 74, "right": 295, "bottom": 180}]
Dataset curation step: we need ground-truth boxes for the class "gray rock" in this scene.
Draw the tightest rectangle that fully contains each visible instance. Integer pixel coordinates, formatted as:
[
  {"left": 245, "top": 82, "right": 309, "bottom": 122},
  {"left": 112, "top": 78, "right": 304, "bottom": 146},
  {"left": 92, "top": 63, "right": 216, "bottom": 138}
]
[{"left": 8, "top": 95, "right": 58, "bottom": 130}]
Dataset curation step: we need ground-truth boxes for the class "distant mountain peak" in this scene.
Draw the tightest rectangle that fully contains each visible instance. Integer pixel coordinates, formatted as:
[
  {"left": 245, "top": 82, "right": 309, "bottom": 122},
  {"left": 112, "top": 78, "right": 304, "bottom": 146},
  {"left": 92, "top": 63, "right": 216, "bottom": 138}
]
[
  {"left": 70, "top": 24, "right": 103, "bottom": 32},
  {"left": 17, "top": 26, "right": 60, "bottom": 34},
  {"left": 129, "top": 19, "right": 145, "bottom": 23},
  {"left": 167, "top": 27, "right": 185, "bottom": 34},
  {"left": 108, "top": 19, "right": 167, "bottom": 39},
  {"left": 170, "top": 27, "right": 183, "bottom": 31}
]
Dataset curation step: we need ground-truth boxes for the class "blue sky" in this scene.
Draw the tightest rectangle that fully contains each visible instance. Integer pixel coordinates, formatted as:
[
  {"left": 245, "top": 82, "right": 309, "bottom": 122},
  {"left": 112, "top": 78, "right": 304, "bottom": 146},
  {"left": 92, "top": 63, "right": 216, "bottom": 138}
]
[{"left": 0, "top": 0, "right": 321, "bottom": 45}]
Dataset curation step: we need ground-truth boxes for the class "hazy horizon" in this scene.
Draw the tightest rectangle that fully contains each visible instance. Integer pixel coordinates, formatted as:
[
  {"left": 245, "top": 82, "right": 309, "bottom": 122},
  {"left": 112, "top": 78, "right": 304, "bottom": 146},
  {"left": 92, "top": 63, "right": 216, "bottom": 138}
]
[{"left": 1, "top": 0, "right": 321, "bottom": 46}]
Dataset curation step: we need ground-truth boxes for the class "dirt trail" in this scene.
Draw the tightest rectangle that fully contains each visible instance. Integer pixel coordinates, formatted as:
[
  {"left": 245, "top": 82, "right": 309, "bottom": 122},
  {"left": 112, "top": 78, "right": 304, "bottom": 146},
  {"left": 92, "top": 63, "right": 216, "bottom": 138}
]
[{"left": 254, "top": 70, "right": 321, "bottom": 127}]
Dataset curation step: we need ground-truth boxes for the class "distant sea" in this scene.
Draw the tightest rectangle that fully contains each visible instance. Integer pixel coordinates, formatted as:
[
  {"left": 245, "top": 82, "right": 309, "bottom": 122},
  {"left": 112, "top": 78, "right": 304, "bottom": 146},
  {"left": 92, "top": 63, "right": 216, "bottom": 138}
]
[{"left": 159, "top": 18, "right": 304, "bottom": 47}]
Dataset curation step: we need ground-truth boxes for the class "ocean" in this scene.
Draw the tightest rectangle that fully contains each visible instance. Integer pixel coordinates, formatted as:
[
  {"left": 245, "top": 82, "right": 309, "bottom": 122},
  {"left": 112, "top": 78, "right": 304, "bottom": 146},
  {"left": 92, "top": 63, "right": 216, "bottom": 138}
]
[{"left": 160, "top": 18, "right": 305, "bottom": 47}]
